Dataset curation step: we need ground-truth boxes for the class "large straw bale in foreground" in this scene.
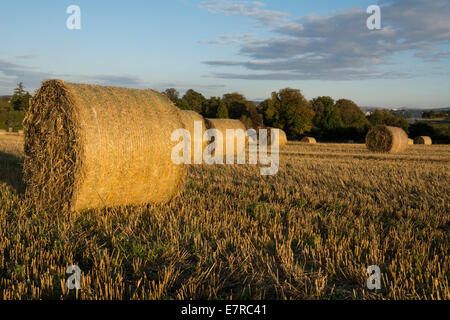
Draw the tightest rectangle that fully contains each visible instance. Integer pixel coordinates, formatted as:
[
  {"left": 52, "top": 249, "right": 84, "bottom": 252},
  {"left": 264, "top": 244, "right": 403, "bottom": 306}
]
[
  {"left": 414, "top": 136, "right": 432, "bottom": 145},
  {"left": 24, "top": 80, "right": 186, "bottom": 212},
  {"left": 365, "top": 125, "right": 408, "bottom": 153},
  {"left": 205, "top": 118, "right": 247, "bottom": 157},
  {"left": 178, "top": 110, "right": 207, "bottom": 163},
  {"left": 301, "top": 137, "right": 317, "bottom": 144}
]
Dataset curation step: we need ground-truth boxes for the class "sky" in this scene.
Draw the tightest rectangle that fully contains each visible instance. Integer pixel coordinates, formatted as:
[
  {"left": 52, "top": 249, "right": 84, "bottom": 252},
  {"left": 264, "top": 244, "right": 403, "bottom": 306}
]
[{"left": 0, "top": 0, "right": 449, "bottom": 108}]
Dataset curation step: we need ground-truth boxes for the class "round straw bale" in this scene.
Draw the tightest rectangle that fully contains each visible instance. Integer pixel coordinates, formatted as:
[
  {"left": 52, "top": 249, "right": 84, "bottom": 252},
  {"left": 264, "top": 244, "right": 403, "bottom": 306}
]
[
  {"left": 408, "top": 138, "right": 414, "bottom": 145},
  {"left": 178, "top": 110, "right": 207, "bottom": 163},
  {"left": 365, "top": 125, "right": 408, "bottom": 153},
  {"left": 204, "top": 118, "right": 247, "bottom": 157},
  {"left": 263, "top": 128, "right": 288, "bottom": 147},
  {"left": 301, "top": 137, "right": 317, "bottom": 144},
  {"left": 260, "top": 127, "right": 288, "bottom": 147},
  {"left": 279, "top": 129, "right": 288, "bottom": 146},
  {"left": 24, "top": 80, "right": 186, "bottom": 212},
  {"left": 8, "top": 127, "right": 13, "bottom": 133},
  {"left": 414, "top": 136, "right": 432, "bottom": 145}
]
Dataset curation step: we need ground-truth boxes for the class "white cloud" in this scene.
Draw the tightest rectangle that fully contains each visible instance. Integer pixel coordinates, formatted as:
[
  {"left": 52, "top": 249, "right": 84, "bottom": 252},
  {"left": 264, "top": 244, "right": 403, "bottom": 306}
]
[
  {"left": 199, "top": 0, "right": 289, "bottom": 26},
  {"left": 199, "top": 33, "right": 257, "bottom": 45}
]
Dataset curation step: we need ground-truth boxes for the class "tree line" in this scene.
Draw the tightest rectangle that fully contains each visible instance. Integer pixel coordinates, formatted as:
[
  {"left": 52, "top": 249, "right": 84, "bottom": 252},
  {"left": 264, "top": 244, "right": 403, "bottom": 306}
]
[
  {"left": 1, "top": 83, "right": 447, "bottom": 143},
  {"left": 165, "top": 87, "right": 421, "bottom": 142},
  {"left": 422, "top": 110, "right": 450, "bottom": 119},
  {"left": 0, "top": 82, "right": 31, "bottom": 131}
]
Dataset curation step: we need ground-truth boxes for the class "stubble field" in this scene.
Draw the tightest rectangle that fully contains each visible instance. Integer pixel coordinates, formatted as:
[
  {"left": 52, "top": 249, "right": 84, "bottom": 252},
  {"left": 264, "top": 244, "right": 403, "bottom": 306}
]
[{"left": 0, "top": 135, "right": 448, "bottom": 300}]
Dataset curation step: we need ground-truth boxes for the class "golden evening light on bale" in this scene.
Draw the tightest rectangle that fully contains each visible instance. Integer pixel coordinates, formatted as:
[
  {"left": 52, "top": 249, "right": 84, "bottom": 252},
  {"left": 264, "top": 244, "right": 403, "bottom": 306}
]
[
  {"left": 23, "top": 80, "right": 186, "bottom": 212},
  {"left": 365, "top": 125, "right": 408, "bottom": 153},
  {"left": 414, "top": 136, "right": 432, "bottom": 145}
]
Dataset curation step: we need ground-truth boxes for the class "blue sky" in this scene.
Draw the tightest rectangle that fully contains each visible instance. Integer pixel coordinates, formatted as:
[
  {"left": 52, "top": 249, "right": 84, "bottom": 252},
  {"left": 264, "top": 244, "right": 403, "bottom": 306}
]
[{"left": 0, "top": 0, "right": 449, "bottom": 108}]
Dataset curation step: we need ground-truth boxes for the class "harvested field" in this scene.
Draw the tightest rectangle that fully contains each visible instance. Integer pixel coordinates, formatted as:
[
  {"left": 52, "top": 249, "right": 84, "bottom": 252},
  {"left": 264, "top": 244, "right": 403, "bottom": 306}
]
[{"left": 0, "top": 137, "right": 449, "bottom": 300}]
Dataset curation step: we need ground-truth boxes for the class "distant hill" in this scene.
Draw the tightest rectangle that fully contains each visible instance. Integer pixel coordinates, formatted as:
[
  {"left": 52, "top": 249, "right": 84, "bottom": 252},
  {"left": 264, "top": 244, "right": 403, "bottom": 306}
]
[
  {"left": 360, "top": 106, "right": 450, "bottom": 120},
  {"left": 360, "top": 106, "right": 450, "bottom": 111},
  {"left": 430, "top": 107, "right": 450, "bottom": 111}
]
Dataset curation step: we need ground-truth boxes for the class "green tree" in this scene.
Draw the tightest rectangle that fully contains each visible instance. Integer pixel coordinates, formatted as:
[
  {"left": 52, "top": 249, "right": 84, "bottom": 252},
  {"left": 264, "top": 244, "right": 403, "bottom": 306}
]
[
  {"left": 221, "top": 92, "right": 263, "bottom": 129},
  {"left": 335, "top": 99, "right": 369, "bottom": 129},
  {"left": 177, "top": 89, "right": 206, "bottom": 113},
  {"left": 164, "top": 88, "right": 179, "bottom": 105},
  {"left": 202, "top": 97, "right": 221, "bottom": 118},
  {"left": 260, "top": 92, "right": 279, "bottom": 127},
  {"left": 368, "top": 109, "right": 409, "bottom": 133},
  {"left": 312, "top": 96, "right": 335, "bottom": 127},
  {"left": 396, "top": 118, "right": 410, "bottom": 133},
  {"left": 261, "top": 88, "right": 315, "bottom": 139},
  {"left": 329, "top": 99, "right": 371, "bottom": 140},
  {"left": 215, "top": 102, "right": 229, "bottom": 119},
  {"left": 368, "top": 109, "right": 385, "bottom": 126},
  {"left": 246, "top": 102, "right": 263, "bottom": 129},
  {"left": 222, "top": 93, "right": 248, "bottom": 119},
  {"left": 320, "top": 104, "right": 342, "bottom": 132},
  {"left": 10, "top": 82, "right": 32, "bottom": 112}
]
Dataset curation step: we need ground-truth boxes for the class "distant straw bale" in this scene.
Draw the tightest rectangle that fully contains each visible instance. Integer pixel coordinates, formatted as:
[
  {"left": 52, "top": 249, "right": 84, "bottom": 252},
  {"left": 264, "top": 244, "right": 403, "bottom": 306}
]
[
  {"left": 301, "top": 137, "right": 317, "bottom": 144},
  {"left": 408, "top": 138, "right": 414, "bottom": 145},
  {"left": 204, "top": 118, "right": 247, "bottom": 158},
  {"left": 414, "top": 136, "right": 432, "bottom": 145},
  {"left": 365, "top": 125, "right": 408, "bottom": 153},
  {"left": 24, "top": 80, "right": 186, "bottom": 212},
  {"left": 178, "top": 110, "right": 207, "bottom": 163},
  {"left": 263, "top": 128, "right": 288, "bottom": 147},
  {"left": 279, "top": 129, "right": 288, "bottom": 146}
]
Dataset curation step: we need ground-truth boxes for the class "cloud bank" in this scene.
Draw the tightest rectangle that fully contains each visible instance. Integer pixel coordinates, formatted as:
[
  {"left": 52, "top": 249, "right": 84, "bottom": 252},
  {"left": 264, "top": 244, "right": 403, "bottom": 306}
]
[
  {"left": 200, "top": 0, "right": 450, "bottom": 80},
  {"left": 0, "top": 59, "right": 226, "bottom": 95}
]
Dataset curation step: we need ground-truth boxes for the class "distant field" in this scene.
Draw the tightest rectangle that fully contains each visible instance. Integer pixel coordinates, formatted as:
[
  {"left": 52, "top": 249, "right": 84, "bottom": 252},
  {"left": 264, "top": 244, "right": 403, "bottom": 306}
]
[
  {"left": 419, "top": 119, "right": 450, "bottom": 124},
  {"left": 0, "top": 137, "right": 448, "bottom": 300}
]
